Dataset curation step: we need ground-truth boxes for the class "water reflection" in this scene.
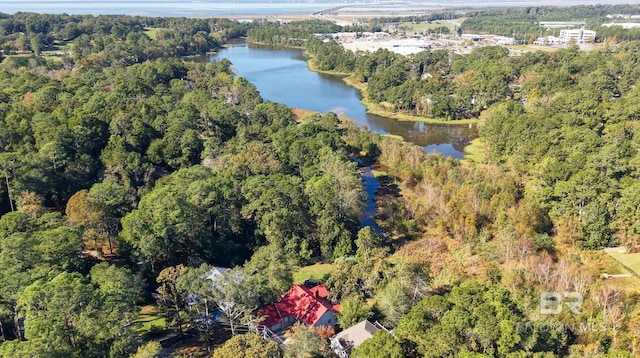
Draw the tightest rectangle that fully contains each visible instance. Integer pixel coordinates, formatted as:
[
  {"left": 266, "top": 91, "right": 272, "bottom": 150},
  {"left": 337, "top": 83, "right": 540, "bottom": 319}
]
[
  {"left": 360, "top": 167, "right": 382, "bottom": 235},
  {"left": 206, "top": 42, "right": 478, "bottom": 158}
]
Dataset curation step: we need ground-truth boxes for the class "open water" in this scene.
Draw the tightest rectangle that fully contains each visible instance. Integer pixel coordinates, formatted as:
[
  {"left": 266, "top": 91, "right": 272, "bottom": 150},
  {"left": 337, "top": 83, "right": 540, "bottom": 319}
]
[{"left": 3, "top": 0, "right": 640, "bottom": 17}]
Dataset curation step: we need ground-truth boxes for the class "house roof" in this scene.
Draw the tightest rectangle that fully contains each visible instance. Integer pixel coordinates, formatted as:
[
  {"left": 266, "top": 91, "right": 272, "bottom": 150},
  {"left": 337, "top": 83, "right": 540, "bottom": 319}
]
[
  {"left": 259, "top": 284, "right": 337, "bottom": 328},
  {"left": 333, "top": 320, "right": 379, "bottom": 349},
  {"left": 187, "top": 266, "right": 231, "bottom": 306},
  {"left": 206, "top": 266, "right": 229, "bottom": 281}
]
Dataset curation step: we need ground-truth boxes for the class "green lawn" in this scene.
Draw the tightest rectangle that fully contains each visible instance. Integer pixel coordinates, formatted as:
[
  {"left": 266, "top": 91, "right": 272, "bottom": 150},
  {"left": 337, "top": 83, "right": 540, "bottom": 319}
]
[
  {"left": 381, "top": 134, "right": 405, "bottom": 141},
  {"left": 609, "top": 251, "right": 640, "bottom": 276},
  {"left": 396, "top": 21, "right": 456, "bottom": 35},
  {"left": 293, "top": 263, "right": 334, "bottom": 284},
  {"left": 144, "top": 27, "right": 162, "bottom": 40},
  {"left": 360, "top": 97, "right": 477, "bottom": 125},
  {"left": 133, "top": 305, "right": 168, "bottom": 338},
  {"left": 508, "top": 44, "right": 560, "bottom": 54},
  {"left": 605, "top": 252, "right": 640, "bottom": 293}
]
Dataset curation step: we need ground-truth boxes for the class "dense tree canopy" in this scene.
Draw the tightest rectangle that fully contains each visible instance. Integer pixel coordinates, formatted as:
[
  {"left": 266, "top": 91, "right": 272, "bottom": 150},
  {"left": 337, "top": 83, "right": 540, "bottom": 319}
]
[
  {"left": 394, "top": 280, "right": 570, "bottom": 357},
  {"left": 2, "top": 8, "right": 640, "bottom": 357}
]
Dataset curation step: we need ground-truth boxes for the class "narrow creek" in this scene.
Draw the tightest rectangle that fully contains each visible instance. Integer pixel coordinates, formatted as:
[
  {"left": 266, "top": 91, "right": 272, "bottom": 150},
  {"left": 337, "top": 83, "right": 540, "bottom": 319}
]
[
  {"left": 208, "top": 42, "right": 477, "bottom": 233},
  {"left": 360, "top": 166, "right": 383, "bottom": 235}
]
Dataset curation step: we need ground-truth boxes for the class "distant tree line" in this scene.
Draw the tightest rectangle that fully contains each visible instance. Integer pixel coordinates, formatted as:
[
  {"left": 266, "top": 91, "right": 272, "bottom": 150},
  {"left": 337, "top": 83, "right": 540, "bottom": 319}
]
[{"left": 0, "top": 13, "right": 249, "bottom": 65}]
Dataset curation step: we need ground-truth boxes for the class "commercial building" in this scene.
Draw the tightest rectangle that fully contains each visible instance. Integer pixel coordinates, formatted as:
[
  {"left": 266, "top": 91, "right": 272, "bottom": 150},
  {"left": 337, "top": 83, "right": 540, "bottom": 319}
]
[{"left": 559, "top": 29, "right": 596, "bottom": 43}]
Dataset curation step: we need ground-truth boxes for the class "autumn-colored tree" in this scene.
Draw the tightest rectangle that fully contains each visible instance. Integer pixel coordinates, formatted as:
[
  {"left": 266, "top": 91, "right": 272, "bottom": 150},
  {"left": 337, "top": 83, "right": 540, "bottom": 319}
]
[
  {"left": 283, "top": 323, "right": 332, "bottom": 358},
  {"left": 315, "top": 325, "right": 335, "bottom": 339},
  {"left": 66, "top": 189, "right": 106, "bottom": 251},
  {"left": 15, "top": 191, "right": 46, "bottom": 217},
  {"left": 156, "top": 265, "right": 189, "bottom": 339}
]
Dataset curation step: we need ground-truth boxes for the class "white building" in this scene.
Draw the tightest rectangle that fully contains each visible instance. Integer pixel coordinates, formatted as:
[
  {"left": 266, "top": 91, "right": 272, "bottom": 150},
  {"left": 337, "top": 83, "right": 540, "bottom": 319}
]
[
  {"left": 494, "top": 36, "right": 516, "bottom": 45},
  {"left": 559, "top": 29, "right": 596, "bottom": 43},
  {"left": 602, "top": 23, "right": 640, "bottom": 29},
  {"left": 606, "top": 14, "right": 640, "bottom": 19},
  {"left": 533, "top": 35, "right": 563, "bottom": 46}
]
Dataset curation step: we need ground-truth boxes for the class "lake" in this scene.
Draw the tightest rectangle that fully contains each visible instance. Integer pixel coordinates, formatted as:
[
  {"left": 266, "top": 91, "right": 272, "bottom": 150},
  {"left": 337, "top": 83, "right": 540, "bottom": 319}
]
[{"left": 209, "top": 43, "right": 478, "bottom": 158}]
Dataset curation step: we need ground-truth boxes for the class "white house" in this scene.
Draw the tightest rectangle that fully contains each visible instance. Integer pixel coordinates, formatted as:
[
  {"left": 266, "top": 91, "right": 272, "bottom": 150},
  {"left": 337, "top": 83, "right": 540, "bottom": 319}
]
[{"left": 186, "top": 266, "right": 230, "bottom": 306}]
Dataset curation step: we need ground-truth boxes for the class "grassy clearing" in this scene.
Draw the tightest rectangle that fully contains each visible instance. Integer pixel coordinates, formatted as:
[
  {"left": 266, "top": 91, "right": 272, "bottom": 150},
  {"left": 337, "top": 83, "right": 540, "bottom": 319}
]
[
  {"left": 608, "top": 251, "right": 640, "bottom": 276},
  {"left": 615, "top": 276, "right": 640, "bottom": 293},
  {"left": 41, "top": 55, "right": 62, "bottom": 62},
  {"left": 371, "top": 169, "right": 388, "bottom": 178},
  {"left": 604, "top": 253, "right": 640, "bottom": 293},
  {"left": 144, "top": 27, "right": 162, "bottom": 40},
  {"left": 360, "top": 97, "right": 477, "bottom": 125},
  {"left": 134, "top": 305, "right": 168, "bottom": 338},
  {"left": 291, "top": 108, "right": 318, "bottom": 120},
  {"left": 342, "top": 75, "right": 366, "bottom": 91},
  {"left": 293, "top": 263, "right": 334, "bottom": 284},
  {"left": 396, "top": 21, "right": 456, "bottom": 35},
  {"left": 381, "top": 134, "right": 405, "bottom": 141},
  {"left": 508, "top": 44, "right": 560, "bottom": 54}
]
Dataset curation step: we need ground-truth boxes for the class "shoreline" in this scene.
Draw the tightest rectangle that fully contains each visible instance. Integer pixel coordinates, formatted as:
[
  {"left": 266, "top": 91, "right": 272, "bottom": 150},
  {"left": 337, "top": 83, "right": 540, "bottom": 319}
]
[{"left": 304, "top": 50, "right": 478, "bottom": 126}]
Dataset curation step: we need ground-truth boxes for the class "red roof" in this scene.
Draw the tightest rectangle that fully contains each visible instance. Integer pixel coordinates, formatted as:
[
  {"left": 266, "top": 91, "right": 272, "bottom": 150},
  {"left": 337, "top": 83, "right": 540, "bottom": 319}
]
[
  {"left": 259, "top": 285, "right": 337, "bottom": 329},
  {"left": 309, "top": 285, "right": 328, "bottom": 299}
]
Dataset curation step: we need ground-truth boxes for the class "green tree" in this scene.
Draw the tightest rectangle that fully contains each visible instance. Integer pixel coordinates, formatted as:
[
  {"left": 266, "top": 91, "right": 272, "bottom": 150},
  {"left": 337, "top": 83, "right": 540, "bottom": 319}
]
[
  {"left": 305, "top": 148, "right": 365, "bottom": 259},
  {"left": 130, "top": 341, "right": 161, "bottom": 358},
  {"left": 336, "top": 297, "right": 372, "bottom": 329},
  {"left": 355, "top": 226, "right": 383, "bottom": 265},
  {"left": 87, "top": 179, "right": 131, "bottom": 254},
  {"left": 18, "top": 270, "right": 139, "bottom": 357},
  {"left": 0, "top": 212, "right": 81, "bottom": 341},
  {"left": 242, "top": 245, "right": 293, "bottom": 306},
  {"left": 283, "top": 323, "right": 332, "bottom": 358},
  {"left": 351, "top": 331, "right": 404, "bottom": 358},
  {"left": 120, "top": 180, "right": 211, "bottom": 273},
  {"left": 212, "top": 333, "right": 281, "bottom": 358},
  {"left": 242, "top": 174, "right": 311, "bottom": 264},
  {"left": 394, "top": 280, "right": 570, "bottom": 357},
  {"left": 377, "top": 281, "right": 412, "bottom": 327},
  {"left": 209, "top": 267, "right": 262, "bottom": 336}
]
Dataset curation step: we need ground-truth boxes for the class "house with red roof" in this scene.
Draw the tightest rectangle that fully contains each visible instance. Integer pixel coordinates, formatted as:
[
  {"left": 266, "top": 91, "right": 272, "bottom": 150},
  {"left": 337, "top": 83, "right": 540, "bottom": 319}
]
[{"left": 259, "top": 284, "right": 340, "bottom": 332}]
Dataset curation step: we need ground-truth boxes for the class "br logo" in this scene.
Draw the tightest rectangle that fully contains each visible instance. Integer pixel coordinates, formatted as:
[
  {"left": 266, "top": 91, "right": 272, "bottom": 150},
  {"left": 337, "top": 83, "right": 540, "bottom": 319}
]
[{"left": 540, "top": 292, "right": 583, "bottom": 315}]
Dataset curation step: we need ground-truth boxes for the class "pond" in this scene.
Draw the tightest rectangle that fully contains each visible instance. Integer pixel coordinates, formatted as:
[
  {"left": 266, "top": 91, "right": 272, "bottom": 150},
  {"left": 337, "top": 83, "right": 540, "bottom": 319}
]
[{"left": 208, "top": 42, "right": 478, "bottom": 158}]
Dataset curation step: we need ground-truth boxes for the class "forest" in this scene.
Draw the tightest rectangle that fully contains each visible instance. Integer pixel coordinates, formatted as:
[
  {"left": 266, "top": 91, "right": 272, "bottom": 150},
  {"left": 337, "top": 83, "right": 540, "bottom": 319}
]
[{"left": 0, "top": 7, "right": 639, "bottom": 358}]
